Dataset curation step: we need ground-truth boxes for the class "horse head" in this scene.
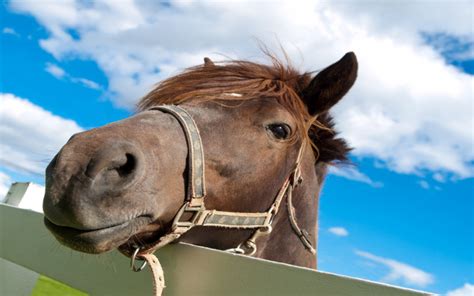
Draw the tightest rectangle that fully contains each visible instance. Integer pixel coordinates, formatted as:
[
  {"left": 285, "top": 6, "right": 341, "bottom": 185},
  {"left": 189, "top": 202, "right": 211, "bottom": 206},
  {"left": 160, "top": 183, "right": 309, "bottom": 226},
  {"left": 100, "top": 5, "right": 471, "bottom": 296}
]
[{"left": 43, "top": 52, "right": 357, "bottom": 268}]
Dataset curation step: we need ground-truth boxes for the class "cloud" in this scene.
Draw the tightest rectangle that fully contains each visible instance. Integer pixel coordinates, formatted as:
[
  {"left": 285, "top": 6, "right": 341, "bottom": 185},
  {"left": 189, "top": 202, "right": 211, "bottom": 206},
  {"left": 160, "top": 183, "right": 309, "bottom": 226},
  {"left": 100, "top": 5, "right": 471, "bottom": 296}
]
[
  {"left": 2, "top": 27, "right": 19, "bottom": 36},
  {"left": 44, "top": 62, "right": 101, "bottom": 90},
  {"left": 328, "top": 226, "right": 349, "bottom": 237},
  {"left": 9, "top": 0, "right": 474, "bottom": 180},
  {"left": 45, "top": 62, "right": 66, "bottom": 79},
  {"left": 0, "top": 172, "right": 13, "bottom": 202},
  {"left": 326, "top": 1, "right": 470, "bottom": 36},
  {"left": 446, "top": 283, "right": 474, "bottom": 296},
  {"left": 355, "top": 250, "right": 434, "bottom": 288},
  {"left": 71, "top": 77, "right": 101, "bottom": 90},
  {"left": 423, "top": 33, "right": 474, "bottom": 62},
  {"left": 330, "top": 166, "right": 383, "bottom": 187},
  {"left": 433, "top": 173, "right": 445, "bottom": 183},
  {"left": 418, "top": 180, "right": 430, "bottom": 190},
  {"left": 0, "top": 93, "right": 83, "bottom": 175}
]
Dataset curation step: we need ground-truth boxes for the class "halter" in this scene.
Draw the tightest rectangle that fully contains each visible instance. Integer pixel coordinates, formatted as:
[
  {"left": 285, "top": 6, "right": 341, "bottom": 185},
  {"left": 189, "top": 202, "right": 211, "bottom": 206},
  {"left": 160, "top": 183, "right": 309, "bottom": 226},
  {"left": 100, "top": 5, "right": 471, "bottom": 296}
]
[{"left": 129, "top": 105, "right": 315, "bottom": 292}]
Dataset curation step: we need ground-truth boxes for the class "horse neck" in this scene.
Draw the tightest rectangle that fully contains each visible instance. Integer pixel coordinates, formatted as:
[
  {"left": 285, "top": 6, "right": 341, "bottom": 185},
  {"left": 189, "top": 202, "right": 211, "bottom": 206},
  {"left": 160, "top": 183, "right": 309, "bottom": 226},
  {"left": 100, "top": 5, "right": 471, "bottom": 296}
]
[{"left": 255, "top": 159, "right": 326, "bottom": 269}]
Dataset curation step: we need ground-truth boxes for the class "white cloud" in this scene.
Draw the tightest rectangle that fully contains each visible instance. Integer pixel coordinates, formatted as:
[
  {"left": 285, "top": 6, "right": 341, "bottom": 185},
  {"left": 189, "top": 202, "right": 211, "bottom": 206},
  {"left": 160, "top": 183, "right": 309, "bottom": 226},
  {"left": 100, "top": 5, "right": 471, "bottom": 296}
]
[
  {"left": 9, "top": 0, "right": 474, "bottom": 180},
  {"left": 326, "top": 1, "right": 471, "bottom": 37},
  {"left": 2, "top": 27, "right": 19, "bottom": 36},
  {"left": 0, "top": 172, "right": 13, "bottom": 202},
  {"left": 71, "top": 77, "right": 101, "bottom": 90},
  {"left": 446, "top": 283, "right": 474, "bottom": 296},
  {"left": 45, "top": 62, "right": 101, "bottom": 90},
  {"left": 45, "top": 62, "right": 66, "bottom": 79},
  {"left": 355, "top": 250, "right": 434, "bottom": 288},
  {"left": 424, "top": 33, "right": 474, "bottom": 62},
  {"left": 330, "top": 166, "right": 383, "bottom": 187},
  {"left": 433, "top": 173, "right": 446, "bottom": 183},
  {"left": 0, "top": 93, "right": 83, "bottom": 175},
  {"left": 418, "top": 180, "right": 430, "bottom": 190},
  {"left": 328, "top": 226, "right": 349, "bottom": 237}
]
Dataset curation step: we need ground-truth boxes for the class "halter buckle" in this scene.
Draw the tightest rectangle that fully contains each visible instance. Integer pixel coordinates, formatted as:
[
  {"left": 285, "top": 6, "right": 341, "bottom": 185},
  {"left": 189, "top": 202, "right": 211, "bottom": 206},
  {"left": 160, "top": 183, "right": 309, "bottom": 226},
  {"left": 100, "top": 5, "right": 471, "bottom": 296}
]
[{"left": 172, "top": 201, "right": 205, "bottom": 232}]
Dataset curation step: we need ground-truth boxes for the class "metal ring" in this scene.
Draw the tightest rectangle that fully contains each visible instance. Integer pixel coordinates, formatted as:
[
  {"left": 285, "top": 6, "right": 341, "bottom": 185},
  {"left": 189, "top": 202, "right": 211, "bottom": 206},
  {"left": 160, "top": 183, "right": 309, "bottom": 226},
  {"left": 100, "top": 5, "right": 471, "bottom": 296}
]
[
  {"left": 260, "top": 225, "right": 273, "bottom": 234},
  {"left": 226, "top": 247, "right": 245, "bottom": 254},
  {"left": 130, "top": 247, "right": 147, "bottom": 272},
  {"left": 243, "top": 241, "right": 257, "bottom": 256}
]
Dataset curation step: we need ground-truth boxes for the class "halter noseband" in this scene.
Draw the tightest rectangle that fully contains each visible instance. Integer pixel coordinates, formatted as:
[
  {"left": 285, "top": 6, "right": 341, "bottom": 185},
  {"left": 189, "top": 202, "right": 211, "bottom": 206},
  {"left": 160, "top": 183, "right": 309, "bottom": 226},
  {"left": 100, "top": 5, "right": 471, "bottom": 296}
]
[{"left": 132, "top": 105, "right": 315, "bottom": 261}]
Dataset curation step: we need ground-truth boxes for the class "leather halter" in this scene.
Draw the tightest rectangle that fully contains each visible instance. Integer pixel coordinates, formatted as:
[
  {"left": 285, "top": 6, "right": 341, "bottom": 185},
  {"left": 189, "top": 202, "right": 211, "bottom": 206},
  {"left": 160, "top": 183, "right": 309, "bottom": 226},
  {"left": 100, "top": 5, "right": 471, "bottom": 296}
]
[{"left": 133, "top": 104, "right": 315, "bottom": 259}]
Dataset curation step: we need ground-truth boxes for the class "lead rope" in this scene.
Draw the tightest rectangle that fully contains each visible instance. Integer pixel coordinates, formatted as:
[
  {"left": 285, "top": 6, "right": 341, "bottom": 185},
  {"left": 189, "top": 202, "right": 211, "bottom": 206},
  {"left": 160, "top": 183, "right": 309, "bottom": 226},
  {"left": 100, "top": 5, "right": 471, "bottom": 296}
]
[
  {"left": 131, "top": 251, "right": 165, "bottom": 296},
  {"left": 141, "top": 254, "right": 165, "bottom": 296}
]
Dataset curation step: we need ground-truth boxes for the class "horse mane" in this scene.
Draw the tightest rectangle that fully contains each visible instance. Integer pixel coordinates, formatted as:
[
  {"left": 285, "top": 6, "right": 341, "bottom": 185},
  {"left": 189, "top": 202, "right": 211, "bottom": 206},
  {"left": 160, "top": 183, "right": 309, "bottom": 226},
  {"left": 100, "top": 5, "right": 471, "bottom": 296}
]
[{"left": 137, "top": 56, "right": 350, "bottom": 164}]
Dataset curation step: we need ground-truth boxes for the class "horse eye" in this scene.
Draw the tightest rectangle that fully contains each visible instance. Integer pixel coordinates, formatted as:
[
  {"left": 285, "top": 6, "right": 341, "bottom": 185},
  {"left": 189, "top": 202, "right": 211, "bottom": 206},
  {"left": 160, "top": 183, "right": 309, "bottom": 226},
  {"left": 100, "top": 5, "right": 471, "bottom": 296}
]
[{"left": 267, "top": 124, "right": 291, "bottom": 140}]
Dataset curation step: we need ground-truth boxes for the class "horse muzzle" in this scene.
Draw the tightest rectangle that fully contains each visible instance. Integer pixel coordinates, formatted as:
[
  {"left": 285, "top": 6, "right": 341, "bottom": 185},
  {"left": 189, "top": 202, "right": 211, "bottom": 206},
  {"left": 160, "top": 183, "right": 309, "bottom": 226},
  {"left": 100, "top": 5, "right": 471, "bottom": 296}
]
[{"left": 42, "top": 129, "right": 159, "bottom": 253}]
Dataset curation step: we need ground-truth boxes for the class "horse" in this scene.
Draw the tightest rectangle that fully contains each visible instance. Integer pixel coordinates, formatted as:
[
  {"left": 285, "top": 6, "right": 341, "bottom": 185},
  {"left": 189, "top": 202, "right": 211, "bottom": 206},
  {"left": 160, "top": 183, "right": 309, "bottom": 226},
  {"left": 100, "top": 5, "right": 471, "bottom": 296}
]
[{"left": 42, "top": 52, "right": 357, "bottom": 270}]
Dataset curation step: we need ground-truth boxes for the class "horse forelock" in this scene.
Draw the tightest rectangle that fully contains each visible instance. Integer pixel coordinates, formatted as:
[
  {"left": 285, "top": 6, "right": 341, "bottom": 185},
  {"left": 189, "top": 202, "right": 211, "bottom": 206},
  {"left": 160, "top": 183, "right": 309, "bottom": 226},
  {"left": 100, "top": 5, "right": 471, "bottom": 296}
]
[{"left": 137, "top": 56, "right": 350, "bottom": 164}]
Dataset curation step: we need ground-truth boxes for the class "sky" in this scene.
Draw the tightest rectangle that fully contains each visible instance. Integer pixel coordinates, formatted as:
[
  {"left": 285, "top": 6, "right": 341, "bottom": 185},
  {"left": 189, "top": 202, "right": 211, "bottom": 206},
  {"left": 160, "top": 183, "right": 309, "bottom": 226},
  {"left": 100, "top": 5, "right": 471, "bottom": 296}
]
[{"left": 0, "top": 1, "right": 473, "bottom": 295}]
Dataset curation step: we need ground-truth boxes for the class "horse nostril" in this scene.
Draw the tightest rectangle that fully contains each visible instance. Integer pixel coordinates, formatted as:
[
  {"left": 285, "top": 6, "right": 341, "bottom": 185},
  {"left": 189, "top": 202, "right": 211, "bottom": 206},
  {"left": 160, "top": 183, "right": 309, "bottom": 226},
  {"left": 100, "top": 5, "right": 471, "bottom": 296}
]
[
  {"left": 84, "top": 142, "right": 143, "bottom": 190},
  {"left": 116, "top": 153, "right": 136, "bottom": 177},
  {"left": 87, "top": 152, "right": 137, "bottom": 180}
]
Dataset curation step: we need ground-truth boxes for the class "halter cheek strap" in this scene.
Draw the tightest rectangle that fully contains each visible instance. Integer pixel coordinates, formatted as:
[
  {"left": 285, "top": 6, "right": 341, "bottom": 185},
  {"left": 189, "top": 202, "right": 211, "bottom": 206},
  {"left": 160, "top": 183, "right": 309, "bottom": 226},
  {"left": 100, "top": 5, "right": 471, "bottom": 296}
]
[{"left": 128, "top": 105, "right": 315, "bottom": 295}]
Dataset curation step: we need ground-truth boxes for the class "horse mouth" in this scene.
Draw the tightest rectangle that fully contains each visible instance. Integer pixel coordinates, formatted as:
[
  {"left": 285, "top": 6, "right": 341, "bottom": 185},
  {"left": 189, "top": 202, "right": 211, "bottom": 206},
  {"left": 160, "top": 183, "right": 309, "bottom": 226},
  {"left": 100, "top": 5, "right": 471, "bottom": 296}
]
[
  {"left": 117, "top": 226, "right": 168, "bottom": 257},
  {"left": 44, "top": 216, "right": 164, "bottom": 254}
]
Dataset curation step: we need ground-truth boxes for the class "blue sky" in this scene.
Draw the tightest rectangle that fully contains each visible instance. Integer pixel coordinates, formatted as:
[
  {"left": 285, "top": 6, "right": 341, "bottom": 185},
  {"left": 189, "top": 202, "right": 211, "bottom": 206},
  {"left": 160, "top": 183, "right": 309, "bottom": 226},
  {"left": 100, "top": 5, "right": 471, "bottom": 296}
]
[{"left": 1, "top": 1, "right": 473, "bottom": 295}]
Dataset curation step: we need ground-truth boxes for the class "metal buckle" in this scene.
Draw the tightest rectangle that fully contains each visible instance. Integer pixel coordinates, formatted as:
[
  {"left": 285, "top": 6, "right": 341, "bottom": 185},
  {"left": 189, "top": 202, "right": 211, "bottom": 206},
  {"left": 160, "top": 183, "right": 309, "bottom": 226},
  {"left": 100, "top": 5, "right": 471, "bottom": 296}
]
[{"left": 171, "top": 202, "right": 204, "bottom": 231}]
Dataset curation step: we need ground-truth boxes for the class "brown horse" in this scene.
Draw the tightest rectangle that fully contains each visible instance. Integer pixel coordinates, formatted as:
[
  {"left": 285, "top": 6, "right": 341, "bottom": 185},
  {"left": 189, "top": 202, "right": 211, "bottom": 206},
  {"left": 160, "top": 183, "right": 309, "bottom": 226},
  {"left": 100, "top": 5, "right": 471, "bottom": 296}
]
[{"left": 43, "top": 52, "right": 357, "bottom": 269}]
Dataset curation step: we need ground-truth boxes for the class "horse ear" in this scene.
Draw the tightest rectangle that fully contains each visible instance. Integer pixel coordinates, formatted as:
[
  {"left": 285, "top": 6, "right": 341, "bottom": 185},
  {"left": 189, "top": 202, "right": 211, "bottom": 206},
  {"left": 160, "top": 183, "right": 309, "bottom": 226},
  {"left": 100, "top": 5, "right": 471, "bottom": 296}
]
[
  {"left": 302, "top": 52, "right": 358, "bottom": 115},
  {"left": 204, "top": 57, "right": 215, "bottom": 67}
]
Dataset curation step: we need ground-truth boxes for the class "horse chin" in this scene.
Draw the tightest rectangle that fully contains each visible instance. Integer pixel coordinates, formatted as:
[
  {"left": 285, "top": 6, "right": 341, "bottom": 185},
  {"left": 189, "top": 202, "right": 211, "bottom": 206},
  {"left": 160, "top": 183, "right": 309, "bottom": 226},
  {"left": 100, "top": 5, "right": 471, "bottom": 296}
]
[
  {"left": 117, "top": 226, "right": 167, "bottom": 257},
  {"left": 43, "top": 216, "right": 160, "bottom": 254}
]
